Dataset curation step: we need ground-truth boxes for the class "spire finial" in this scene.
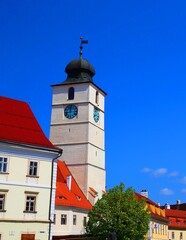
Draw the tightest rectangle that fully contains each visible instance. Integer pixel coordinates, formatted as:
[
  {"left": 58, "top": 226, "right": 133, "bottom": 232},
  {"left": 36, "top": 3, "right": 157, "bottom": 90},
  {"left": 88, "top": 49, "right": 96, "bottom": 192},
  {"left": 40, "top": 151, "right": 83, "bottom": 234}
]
[{"left": 79, "top": 36, "right": 88, "bottom": 58}]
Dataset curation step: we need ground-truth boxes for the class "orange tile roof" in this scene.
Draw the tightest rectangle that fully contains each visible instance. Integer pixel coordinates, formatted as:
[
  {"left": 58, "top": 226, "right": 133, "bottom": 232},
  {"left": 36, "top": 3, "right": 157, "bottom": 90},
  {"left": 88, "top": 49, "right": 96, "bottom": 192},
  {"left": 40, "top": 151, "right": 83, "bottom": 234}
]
[
  {"left": 0, "top": 96, "right": 59, "bottom": 150},
  {"left": 135, "top": 192, "right": 158, "bottom": 206},
  {"left": 55, "top": 160, "right": 92, "bottom": 210},
  {"left": 135, "top": 192, "right": 168, "bottom": 221}
]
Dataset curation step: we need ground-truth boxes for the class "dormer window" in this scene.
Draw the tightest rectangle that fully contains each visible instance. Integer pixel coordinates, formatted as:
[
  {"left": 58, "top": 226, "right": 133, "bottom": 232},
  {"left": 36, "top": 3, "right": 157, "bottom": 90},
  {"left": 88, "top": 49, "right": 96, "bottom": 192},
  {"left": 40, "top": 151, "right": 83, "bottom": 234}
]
[
  {"left": 57, "top": 196, "right": 65, "bottom": 200},
  {"left": 68, "top": 87, "right": 74, "bottom": 100},
  {"left": 76, "top": 195, "right": 81, "bottom": 201},
  {"left": 66, "top": 175, "right": 72, "bottom": 190},
  {"left": 176, "top": 220, "right": 180, "bottom": 224}
]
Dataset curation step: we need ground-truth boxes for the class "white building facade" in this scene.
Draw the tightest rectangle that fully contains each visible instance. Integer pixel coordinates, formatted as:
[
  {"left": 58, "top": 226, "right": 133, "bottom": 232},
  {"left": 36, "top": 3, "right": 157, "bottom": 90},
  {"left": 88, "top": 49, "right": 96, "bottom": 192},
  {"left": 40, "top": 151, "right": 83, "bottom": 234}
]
[
  {"left": 0, "top": 96, "right": 62, "bottom": 240},
  {"left": 53, "top": 160, "right": 92, "bottom": 239}
]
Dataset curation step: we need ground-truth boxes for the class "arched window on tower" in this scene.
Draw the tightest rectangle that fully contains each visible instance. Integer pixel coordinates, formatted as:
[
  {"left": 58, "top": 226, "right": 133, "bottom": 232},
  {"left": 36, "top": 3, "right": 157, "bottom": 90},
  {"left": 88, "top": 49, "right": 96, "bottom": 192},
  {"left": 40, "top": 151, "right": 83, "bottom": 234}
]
[
  {"left": 95, "top": 91, "right": 99, "bottom": 104},
  {"left": 68, "top": 87, "right": 74, "bottom": 100}
]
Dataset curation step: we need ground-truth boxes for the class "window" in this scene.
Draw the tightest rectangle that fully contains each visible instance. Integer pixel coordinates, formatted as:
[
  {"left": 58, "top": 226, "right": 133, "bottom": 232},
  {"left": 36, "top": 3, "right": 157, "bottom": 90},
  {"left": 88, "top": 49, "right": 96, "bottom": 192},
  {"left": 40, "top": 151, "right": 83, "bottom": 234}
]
[
  {"left": 95, "top": 91, "right": 99, "bottom": 104},
  {"left": 154, "top": 224, "right": 158, "bottom": 234},
  {"left": 68, "top": 87, "right": 74, "bottom": 100},
  {"left": 29, "top": 161, "right": 38, "bottom": 176},
  {"left": 67, "top": 175, "right": 72, "bottom": 190},
  {"left": 0, "top": 194, "right": 5, "bottom": 211},
  {"left": 73, "top": 215, "right": 77, "bottom": 225},
  {"left": 0, "top": 157, "right": 8, "bottom": 173},
  {"left": 83, "top": 216, "right": 87, "bottom": 227},
  {"left": 54, "top": 214, "right": 56, "bottom": 224},
  {"left": 61, "top": 214, "right": 67, "bottom": 225},
  {"left": 162, "top": 224, "right": 165, "bottom": 235},
  {"left": 172, "top": 232, "right": 175, "bottom": 239},
  {"left": 25, "top": 196, "right": 36, "bottom": 212},
  {"left": 180, "top": 232, "right": 183, "bottom": 240}
]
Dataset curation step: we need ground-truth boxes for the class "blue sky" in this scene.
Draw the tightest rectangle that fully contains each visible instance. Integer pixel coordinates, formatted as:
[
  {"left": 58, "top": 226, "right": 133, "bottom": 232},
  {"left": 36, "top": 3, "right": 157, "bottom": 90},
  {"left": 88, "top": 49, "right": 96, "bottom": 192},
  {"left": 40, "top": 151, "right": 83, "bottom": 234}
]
[{"left": 1, "top": 0, "right": 186, "bottom": 205}]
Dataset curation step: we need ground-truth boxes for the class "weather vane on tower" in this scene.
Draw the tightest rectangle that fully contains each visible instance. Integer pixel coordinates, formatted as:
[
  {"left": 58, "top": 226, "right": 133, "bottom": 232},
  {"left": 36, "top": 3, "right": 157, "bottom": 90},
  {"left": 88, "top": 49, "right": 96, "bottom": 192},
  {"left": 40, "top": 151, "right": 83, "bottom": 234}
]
[{"left": 79, "top": 36, "right": 88, "bottom": 58}]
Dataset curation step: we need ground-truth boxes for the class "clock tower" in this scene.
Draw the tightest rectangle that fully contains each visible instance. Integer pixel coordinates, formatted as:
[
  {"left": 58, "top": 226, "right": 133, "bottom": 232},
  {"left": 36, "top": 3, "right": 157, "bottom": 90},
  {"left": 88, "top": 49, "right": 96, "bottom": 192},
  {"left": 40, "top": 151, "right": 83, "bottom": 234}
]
[{"left": 49, "top": 49, "right": 106, "bottom": 204}]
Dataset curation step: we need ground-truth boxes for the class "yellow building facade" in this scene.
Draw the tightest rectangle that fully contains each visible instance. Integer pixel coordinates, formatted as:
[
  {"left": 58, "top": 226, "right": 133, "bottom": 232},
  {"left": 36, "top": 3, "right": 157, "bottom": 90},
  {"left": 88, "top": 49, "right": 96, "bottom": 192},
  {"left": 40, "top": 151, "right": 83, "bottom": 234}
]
[
  {"left": 137, "top": 192, "right": 169, "bottom": 240},
  {"left": 147, "top": 204, "right": 169, "bottom": 240}
]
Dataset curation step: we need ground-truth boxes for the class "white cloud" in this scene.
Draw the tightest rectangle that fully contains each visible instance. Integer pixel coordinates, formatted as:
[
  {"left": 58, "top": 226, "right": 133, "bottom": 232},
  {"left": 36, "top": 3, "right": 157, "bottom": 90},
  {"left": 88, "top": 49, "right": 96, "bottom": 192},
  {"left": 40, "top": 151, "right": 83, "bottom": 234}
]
[
  {"left": 160, "top": 188, "right": 174, "bottom": 195},
  {"left": 141, "top": 167, "right": 152, "bottom": 173},
  {"left": 169, "top": 171, "right": 179, "bottom": 177},
  {"left": 141, "top": 167, "right": 168, "bottom": 177},
  {"left": 181, "top": 177, "right": 186, "bottom": 184},
  {"left": 151, "top": 168, "right": 167, "bottom": 177}
]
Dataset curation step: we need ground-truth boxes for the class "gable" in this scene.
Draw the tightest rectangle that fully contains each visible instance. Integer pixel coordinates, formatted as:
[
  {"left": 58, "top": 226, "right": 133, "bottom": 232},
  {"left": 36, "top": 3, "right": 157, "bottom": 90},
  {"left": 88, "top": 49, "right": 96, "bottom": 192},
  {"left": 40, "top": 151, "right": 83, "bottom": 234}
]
[
  {"left": 0, "top": 96, "right": 58, "bottom": 150},
  {"left": 56, "top": 160, "right": 92, "bottom": 210}
]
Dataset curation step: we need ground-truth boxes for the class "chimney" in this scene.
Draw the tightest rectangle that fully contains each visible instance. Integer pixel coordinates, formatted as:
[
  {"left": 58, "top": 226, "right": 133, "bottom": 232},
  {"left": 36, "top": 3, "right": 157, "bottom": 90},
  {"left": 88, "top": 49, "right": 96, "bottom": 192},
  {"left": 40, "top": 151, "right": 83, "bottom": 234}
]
[
  {"left": 140, "top": 189, "right": 148, "bottom": 198},
  {"left": 66, "top": 175, "right": 72, "bottom": 191},
  {"left": 177, "top": 200, "right": 181, "bottom": 205},
  {"left": 165, "top": 203, "right": 170, "bottom": 209}
]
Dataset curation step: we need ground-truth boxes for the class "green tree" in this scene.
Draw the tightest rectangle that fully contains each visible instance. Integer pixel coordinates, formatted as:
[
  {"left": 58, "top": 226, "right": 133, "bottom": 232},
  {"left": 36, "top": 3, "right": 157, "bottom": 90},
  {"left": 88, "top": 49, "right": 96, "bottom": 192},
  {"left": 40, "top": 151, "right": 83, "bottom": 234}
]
[{"left": 86, "top": 183, "right": 150, "bottom": 240}]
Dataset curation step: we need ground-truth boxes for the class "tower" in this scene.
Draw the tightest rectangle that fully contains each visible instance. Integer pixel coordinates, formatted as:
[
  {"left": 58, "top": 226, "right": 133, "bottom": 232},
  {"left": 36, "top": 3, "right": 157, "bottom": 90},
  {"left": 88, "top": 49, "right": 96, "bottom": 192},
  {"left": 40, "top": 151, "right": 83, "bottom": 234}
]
[{"left": 49, "top": 43, "right": 106, "bottom": 203}]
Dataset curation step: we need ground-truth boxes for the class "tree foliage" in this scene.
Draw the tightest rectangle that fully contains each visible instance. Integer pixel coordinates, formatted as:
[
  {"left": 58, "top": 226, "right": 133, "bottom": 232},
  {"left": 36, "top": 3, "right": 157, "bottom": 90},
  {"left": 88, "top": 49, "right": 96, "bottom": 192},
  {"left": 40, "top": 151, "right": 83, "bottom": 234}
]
[{"left": 86, "top": 183, "right": 150, "bottom": 240}]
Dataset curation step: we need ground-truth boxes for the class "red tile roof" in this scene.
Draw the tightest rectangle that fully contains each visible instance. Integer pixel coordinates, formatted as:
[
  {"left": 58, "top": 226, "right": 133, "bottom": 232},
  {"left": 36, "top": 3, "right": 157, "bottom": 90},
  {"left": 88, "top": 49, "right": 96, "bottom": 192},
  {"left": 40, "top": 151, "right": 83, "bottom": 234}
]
[
  {"left": 55, "top": 160, "right": 92, "bottom": 210},
  {"left": 166, "top": 209, "right": 186, "bottom": 218},
  {"left": 0, "top": 96, "right": 58, "bottom": 150},
  {"left": 166, "top": 209, "right": 186, "bottom": 229}
]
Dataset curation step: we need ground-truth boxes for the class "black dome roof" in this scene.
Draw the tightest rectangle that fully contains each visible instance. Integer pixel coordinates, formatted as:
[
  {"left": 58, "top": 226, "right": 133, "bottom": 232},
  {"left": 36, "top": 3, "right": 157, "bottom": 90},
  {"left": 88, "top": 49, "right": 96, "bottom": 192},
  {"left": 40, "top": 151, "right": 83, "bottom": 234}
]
[
  {"left": 65, "top": 58, "right": 95, "bottom": 77},
  {"left": 60, "top": 58, "right": 96, "bottom": 84}
]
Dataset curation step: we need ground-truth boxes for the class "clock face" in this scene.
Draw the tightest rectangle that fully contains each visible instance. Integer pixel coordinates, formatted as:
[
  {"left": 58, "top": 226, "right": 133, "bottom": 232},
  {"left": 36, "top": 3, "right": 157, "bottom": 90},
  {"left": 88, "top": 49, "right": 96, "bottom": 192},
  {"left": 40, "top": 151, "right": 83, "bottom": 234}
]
[
  {"left": 93, "top": 107, "right": 99, "bottom": 123},
  {"left": 64, "top": 105, "right": 78, "bottom": 119}
]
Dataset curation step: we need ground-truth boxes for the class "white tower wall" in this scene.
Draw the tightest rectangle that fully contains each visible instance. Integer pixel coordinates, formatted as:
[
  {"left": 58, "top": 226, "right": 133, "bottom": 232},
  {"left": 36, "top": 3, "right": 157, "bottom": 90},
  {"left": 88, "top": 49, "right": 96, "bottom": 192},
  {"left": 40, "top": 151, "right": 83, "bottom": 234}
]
[{"left": 50, "top": 59, "right": 106, "bottom": 203}]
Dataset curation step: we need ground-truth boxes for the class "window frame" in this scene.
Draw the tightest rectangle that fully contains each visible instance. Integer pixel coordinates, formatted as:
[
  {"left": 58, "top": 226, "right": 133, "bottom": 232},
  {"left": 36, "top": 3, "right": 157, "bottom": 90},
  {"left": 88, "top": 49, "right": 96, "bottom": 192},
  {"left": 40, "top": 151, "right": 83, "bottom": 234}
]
[
  {"left": 73, "top": 214, "right": 77, "bottom": 225},
  {"left": 27, "top": 160, "right": 39, "bottom": 177},
  {"left": 0, "top": 157, "right": 8, "bottom": 173},
  {"left": 68, "top": 87, "right": 75, "bottom": 100},
  {"left": 83, "top": 216, "right": 87, "bottom": 227},
  {"left": 61, "top": 214, "right": 67, "bottom": 225},
  {"left": 54, "top": 213, "right": 56, "bottom": 225},
  {"left": 0, "top": 194, "right": 5, "bottom": 212},
  {"left": 24, "top": 191, "right": 38, "bottom": 213},
  {"left": 172, "top": 231, "right": 175, "bottom": 240},
  {"left": 0, "top": 189, "right": 8, "bottom": 212},
  {"left": 95, "top": 90, "right": 99, "bottom": 105}
]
